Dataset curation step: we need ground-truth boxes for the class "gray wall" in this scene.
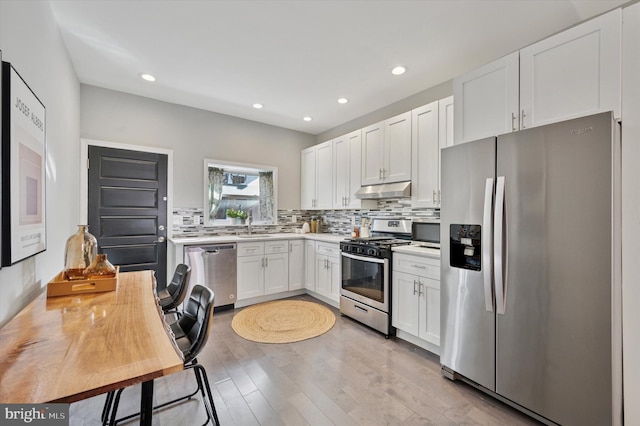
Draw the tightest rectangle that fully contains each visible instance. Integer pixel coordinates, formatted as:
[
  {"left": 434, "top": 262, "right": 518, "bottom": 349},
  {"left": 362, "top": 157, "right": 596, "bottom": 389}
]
[
  {"left": 316, "top": 80, "right": 453, "bottom": 143},
  {"left": 0, "top": 1, "right": 81, "bottom": 326},
  {"left": 80, "top": 85, "right": 317, "bottom": 210}
]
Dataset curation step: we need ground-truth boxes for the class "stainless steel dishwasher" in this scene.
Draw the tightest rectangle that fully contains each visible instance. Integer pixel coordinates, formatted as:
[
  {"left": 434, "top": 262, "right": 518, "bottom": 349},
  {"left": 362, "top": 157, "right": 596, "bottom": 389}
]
[{"left": 184, "top": 243, "right": 237, "bottom": 310}]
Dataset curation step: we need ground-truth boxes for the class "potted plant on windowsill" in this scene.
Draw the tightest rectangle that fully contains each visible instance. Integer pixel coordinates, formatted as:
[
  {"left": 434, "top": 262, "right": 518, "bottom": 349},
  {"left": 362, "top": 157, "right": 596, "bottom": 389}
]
[{"left": 226, "top": 209, "right": 248, "bottom": 225}]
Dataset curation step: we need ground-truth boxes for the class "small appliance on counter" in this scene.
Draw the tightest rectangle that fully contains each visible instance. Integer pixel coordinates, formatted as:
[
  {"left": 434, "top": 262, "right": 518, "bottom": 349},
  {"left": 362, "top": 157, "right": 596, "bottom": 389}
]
[{"left": 411, "top": 219, "right": 440, "bottom": 249}]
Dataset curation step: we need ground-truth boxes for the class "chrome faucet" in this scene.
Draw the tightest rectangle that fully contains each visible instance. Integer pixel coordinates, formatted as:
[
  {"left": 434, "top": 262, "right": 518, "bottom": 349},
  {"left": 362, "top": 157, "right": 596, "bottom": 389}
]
[{"left": 247, "top": 211, "right": 253, "bottom": 235}]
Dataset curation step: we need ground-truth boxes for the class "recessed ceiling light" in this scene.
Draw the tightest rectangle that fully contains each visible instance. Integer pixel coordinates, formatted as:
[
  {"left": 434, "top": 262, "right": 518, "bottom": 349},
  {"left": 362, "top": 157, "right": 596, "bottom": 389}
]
[
  {"left": 140, "top": 73, "right": 156, "bottom": 82},
  {"left": 253, "top": 103, "right": 263, "bottom": 109},
  {"left": 337, "top": 98, "right": 349, "bottom": 104},
  {"left": 303, "top": 116, "right": 313, "bottom": 122},
  {"left": 391, "top": 66, "right": 407, "bottom": 76}
]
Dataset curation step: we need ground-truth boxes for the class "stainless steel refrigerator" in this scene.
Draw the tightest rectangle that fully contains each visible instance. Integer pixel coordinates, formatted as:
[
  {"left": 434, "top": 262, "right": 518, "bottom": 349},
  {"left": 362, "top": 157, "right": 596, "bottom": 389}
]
[{"left": 440, "top": 112, "right": 618, "bottom": 425}]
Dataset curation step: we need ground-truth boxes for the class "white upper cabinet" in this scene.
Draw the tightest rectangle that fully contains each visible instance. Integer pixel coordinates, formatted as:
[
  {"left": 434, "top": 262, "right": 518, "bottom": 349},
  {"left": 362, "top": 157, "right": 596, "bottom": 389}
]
[
  {"left": 439, "top": 95, "right": 455, "bottom": 149},
  {"left": 384, "top": 112, "right": 412, "bottom": 183},
  {"left": 300, "top": 141, "right": 333, "bottom": 210},
  {"left": 411, "top": 96, "right": 454, "bottom": 208},
  {"left": 300, "top": 147, "right": 317, "bottom": 209},
  {"left": 333, "top": 133, "right": 350, "bottom": 208},
  {"left": 361, "top": 121, "right": 385, "bottom": 185},
  {"left": 361, "top": 112, "right": 412, "bottom": 185},
  {"left": 454, "top": 52, "right": 520, "bottom": 144},
  {"left": 333, "top": 130, "right": 371, "bottom": 209},
  {"left": 411, "top": 101, "right": 440, "bottom": 208},
  {"left": 454, "top": 8, "right": 621, "bottom": 144},
  {"left": 519, "top": 8, "right": 621, "bottom": 128},
  {"left": 315, "top": 141, "right": 334, "bottom": 209}
]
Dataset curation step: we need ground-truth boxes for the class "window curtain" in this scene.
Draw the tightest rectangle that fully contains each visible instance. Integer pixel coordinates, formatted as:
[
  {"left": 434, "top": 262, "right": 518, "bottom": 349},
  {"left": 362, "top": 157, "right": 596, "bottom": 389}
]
[
  {"left": 208, "top": 167, "right": 225, "bottom": 221},
  {"left": 259, "top": 171, "right": 274, "bottom": 222}
]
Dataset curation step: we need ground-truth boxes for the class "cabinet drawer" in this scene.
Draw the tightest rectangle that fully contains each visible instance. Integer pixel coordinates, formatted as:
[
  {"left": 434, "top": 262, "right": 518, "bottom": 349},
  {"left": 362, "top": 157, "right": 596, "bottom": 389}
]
[
  {"left": 316, "top": 242, "right": 340, "bottom": 257},
  {"left": 265, "top": 240, "right": 288, "bottom": 254},
  {"left": 393, "top": 253, "right": 440, "bottom": 279},
  {"left": 237, "top": 242, "right": 264, "bottom": 257}
]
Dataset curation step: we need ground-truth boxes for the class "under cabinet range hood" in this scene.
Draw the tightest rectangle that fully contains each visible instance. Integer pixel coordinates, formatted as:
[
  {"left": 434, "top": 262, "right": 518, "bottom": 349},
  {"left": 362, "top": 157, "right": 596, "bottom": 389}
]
[{"left": 354, "top": 181, "right": 411, "bottom": 199}]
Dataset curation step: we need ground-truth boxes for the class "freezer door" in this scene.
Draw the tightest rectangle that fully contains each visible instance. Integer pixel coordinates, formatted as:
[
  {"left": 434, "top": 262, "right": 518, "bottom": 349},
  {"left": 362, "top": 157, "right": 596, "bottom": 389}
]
[
  {"left": 440, "top": 137, "right": 496, "bottom": 391},
  {"left": 495, "top": 112, "right": 613, "bottom": 425}
]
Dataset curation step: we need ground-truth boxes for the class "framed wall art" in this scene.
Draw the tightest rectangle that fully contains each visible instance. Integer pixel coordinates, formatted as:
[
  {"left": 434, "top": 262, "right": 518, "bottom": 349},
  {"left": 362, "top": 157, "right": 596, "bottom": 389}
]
[{"left": 1, "top": 61, "right": 47, "bottom": 266}]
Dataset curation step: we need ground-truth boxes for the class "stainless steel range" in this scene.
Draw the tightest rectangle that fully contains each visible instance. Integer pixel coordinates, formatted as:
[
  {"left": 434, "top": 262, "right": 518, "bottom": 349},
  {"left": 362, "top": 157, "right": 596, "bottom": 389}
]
[{"left": 339, "top": 218, "right": 412, "bottom": 338}]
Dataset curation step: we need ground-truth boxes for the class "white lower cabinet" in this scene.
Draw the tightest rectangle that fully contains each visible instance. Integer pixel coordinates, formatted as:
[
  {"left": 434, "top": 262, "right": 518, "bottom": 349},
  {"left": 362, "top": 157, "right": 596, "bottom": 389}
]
[
  {"left": 288, "top": 239, "right": 304, "bottom": 291},
  {"left": 237, "top": 241, "right": 289, "bottom": 300},
  {"left": 315, "top": 242, "right": 341, "bottom": 303},
  {"left": 392, "top": 253, "right": 440, "bottom": 352},
  {"left": 304, "top": 240, "right": 316, "bottom": 291}
]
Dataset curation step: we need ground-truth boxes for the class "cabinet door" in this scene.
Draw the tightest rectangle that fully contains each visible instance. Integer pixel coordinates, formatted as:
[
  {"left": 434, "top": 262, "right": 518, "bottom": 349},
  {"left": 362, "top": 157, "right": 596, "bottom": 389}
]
[
  {"left": 333, "top": 134, "right": 349, "bottom": 209},
  {"left": 391, "top": 271, "right": 420, "bottom": 337},
  {"left": 520, "top": 8, "right": 621, "bottom": 128},
  {"left": 361, "top": 121, "right": 385, "bottom": 185},
  {"left": 384, "top": 111, "right": 412, "bottom": 183},
  {"left": 328, "top": 255, "right": 341, "bottom": 302},
  {"left": 454, "top": 51, "right": 519, "bottom": 144},
  {"left": 438, "top": 96, "right": 454, "bottom": 204},
  {"left": 288, "top": 240, "right": 304, "bottom": 291},
  {"left": 300, "top": 147, "right": 316, "bottom": 209},
  {"left": 237, "top": 255, "right": 264, "bottom": 299},
  {"left": 346, "top": 130, "right": 363, "bottom": 209},
  {"left": 439, "top": 96, "right": 454, "bottom": 149},
  {"left": 304, "top": 241, "right": 316, "bottom": 291},
  {"left": 411, "top": 101, "right": 439, "bottom": 208},
  {"left": 315, "top": 141, "right": 334, "bottom": 209},
  {"left": 315, "top": 255, "right": 330, "bottom": 297},
  {"left": 418, "top": 276, "right": 441, "bottom": 347},
  {"left": 264, "top": 253, "right": 289, "bottom": 295}
]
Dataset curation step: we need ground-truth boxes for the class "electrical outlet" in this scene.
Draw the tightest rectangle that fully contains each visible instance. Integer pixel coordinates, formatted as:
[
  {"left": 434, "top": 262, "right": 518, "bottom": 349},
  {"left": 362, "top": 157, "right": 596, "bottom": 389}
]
[
  {"left": 351, "top": 216, "right": 356, "bottom": 226},
  {"left": 291, "top": 215, "right": 297, "bottom": 223}
]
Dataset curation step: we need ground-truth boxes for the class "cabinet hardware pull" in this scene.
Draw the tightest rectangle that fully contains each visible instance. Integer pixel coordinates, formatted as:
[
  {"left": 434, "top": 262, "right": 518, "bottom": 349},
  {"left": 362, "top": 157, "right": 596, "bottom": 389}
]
[
  {"left": 511, "top": 112, "right": 517, "bottom": 131},
  {"left": 411, "top": 264, "right": 426, "bottom": 269},
  {"left": 413, "top": 280, "right": 418, "bottom": 295},
  {"left": 418, "top": 282, "right": 424, "bottom": 297},
  {"left": 521, "top": 109, "right": 526, "bottom": 129}
]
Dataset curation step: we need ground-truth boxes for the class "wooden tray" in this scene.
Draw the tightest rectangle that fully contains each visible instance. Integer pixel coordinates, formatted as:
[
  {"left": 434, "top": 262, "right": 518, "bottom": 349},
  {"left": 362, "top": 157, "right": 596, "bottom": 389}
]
[{"left": 47, "top": 266, "right": 119, "bottom": 297}]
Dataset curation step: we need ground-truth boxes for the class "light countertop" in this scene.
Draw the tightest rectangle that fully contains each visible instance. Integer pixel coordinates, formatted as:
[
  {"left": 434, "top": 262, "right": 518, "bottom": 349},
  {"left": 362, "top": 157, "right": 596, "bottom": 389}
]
[
  {"left": 392, "top": 244, "right": 441, "bottom": 259},
  {"left": 170, "top": 232, "right": 346, "bottom": 245}
]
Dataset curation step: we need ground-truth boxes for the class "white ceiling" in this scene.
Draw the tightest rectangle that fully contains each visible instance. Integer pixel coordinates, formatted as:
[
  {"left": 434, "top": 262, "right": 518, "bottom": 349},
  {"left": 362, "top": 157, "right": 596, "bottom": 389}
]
[{"left": 49, "top": 0, "right": 627, "bottom": 135}]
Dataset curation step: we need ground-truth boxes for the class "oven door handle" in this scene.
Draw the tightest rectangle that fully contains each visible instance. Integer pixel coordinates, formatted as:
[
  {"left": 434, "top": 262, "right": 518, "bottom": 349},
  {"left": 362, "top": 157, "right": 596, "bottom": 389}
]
[{"left": 340, "top": 252, "right": 386, "bottom": 264}]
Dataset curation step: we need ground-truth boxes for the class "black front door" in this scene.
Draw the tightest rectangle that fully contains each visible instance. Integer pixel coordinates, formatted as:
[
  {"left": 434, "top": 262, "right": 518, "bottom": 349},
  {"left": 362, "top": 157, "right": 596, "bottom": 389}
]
[{"left": 88, "top": 146, "right": 168, "bottom": 288}]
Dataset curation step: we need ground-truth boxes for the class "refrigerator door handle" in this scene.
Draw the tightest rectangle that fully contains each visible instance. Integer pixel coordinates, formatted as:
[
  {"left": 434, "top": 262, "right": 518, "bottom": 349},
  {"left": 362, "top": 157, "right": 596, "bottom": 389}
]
[
  {"left": 494, "top": 176, "right": 507, "bottom": 315},
  {"left": 482, "top": 178, "right": 495, "bottom": 312}
]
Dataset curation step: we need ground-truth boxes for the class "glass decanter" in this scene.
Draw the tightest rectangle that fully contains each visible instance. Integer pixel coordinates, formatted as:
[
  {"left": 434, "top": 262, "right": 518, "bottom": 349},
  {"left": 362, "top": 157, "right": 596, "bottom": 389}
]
[
  {"left": 83, "top": 253, "right": 117, "bottom": 278},
  {"left": 64, "top": 225, "right": 98, "bottom": 280}
]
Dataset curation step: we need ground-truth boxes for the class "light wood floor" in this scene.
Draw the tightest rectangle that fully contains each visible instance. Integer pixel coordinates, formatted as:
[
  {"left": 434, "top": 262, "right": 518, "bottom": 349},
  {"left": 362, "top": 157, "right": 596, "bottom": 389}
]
[{"left": 70, "top": 294, "right": 540, "bottom": 425}]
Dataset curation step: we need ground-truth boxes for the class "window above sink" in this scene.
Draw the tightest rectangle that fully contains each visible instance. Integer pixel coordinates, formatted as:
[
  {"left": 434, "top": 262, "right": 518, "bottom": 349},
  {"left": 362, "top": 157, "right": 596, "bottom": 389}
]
[{"left": 203, "top": 159, "right": 278, "bottom": 226}]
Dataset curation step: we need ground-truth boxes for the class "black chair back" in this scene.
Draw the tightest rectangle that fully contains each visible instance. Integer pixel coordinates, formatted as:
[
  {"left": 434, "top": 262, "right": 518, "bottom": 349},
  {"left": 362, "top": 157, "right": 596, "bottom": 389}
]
[
  {"left": 174, "top": 284, "right": 215, "bottom": 363},
  {"left": 161, "top": 264, "right": 191, "bottom": 311}
]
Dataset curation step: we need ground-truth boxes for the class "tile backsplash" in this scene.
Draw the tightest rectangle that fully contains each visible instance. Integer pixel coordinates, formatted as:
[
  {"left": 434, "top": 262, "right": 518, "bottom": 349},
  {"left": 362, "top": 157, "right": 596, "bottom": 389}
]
[{"left": 172, "top": 201, "right": 439, "bottom": 238}]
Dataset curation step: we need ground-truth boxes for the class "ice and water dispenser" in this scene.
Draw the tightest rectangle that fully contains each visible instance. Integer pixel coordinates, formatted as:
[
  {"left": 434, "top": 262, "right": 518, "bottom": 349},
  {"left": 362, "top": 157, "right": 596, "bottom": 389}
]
[{"left": 449, "top": 224, "right": 482, "bottom": 271}]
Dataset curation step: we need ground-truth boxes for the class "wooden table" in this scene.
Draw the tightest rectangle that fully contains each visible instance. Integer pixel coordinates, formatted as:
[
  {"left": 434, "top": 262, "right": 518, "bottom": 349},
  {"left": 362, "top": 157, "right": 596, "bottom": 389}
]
[{"left": 0, "top": 270, "right": 184, "bottom": 424}]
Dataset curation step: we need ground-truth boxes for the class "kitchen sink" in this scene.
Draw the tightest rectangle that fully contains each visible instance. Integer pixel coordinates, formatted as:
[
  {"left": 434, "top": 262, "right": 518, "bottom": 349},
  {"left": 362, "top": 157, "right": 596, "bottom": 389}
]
[{"left": 238, "top": 234, "right": 271, "bottom": 238}]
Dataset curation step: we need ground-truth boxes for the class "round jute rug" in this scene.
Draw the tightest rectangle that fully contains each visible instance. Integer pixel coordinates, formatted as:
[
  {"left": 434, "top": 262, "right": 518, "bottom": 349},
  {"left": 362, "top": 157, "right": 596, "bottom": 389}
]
[{"left": 231, "top": 300, "right": 336, "bottom": 344}]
